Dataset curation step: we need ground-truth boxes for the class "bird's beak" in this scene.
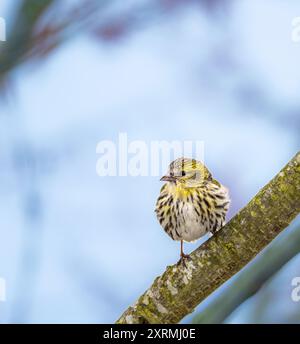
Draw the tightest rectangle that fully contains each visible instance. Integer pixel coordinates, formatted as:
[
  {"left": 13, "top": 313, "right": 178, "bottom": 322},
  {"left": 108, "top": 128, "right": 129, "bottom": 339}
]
[{"left": 160, "top": 175, "right": 176, "bottom": 182}]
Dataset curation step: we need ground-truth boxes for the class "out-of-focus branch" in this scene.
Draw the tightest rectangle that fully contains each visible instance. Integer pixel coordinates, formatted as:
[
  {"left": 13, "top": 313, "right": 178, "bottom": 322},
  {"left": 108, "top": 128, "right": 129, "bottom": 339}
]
[
  {"left": 0, "top": 0, "right": 230, "bottom": 85},
  {"left": 0, "top": 0, "right": 55, "bottom": 77},
  {"left": 192, "top": 224, "right": 300, "bottom": 324},
  {"left": 116, "top": 152, "right": 300, "bottom": 324}
]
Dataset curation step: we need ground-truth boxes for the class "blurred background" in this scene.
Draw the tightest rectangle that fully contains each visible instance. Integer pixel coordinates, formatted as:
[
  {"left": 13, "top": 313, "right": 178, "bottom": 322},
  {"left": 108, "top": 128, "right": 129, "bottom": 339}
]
[{"left": 0, "top": 0, "right": 299, "bottom": 324}]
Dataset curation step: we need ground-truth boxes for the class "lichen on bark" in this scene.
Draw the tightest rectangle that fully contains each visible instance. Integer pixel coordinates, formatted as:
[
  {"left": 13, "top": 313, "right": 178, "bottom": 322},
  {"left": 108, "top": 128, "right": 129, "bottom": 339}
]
[{"left": 116, "top": 152, "right": 300, "bottom": 324}]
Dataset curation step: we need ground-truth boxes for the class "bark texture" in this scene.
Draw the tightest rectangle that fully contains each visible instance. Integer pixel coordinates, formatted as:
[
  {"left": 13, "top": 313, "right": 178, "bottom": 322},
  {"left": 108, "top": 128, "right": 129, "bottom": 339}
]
[
  {"left": 192, "top": 224, "right": 300, "bottom": 324},
  {"left": 117, "top": 152, "right": 300, "bottom": 324}
]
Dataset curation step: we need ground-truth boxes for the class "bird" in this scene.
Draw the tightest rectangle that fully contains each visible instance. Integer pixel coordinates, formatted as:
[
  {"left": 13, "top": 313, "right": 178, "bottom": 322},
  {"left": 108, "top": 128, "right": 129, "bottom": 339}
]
[{"left": 155, "top": 157, "right": 230, "bottom": 265}]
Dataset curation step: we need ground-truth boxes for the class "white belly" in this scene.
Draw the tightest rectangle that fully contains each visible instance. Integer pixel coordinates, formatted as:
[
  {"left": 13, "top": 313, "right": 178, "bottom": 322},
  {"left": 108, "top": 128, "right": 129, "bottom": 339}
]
[{"left": 176, "top": 202, "right": 208, "bottom": 242}]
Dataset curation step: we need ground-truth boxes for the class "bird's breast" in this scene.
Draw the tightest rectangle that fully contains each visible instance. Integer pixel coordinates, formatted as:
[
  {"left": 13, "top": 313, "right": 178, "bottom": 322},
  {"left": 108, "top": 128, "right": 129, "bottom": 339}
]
[{"left": 175, "top": 200, "right": 209, "bottom": 242}]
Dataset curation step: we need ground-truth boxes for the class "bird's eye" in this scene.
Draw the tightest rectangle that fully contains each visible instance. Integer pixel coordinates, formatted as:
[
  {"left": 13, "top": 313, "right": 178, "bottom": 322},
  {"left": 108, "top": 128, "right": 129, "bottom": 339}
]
[{"left": 182, "top": 171, "right": 186, "bottom": 177}]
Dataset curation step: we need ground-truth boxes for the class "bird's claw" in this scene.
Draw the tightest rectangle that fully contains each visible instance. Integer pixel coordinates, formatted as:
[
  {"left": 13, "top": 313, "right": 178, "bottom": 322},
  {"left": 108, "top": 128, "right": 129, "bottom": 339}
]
[{"left": 177, "top": 254, "right": 191, "bottom": 267}]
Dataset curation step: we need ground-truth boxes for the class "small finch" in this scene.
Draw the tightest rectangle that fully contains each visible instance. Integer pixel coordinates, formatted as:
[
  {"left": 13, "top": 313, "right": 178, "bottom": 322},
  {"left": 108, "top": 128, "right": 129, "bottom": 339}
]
[{"left": 155, "top": 158, "right": 230, "bottom": 265}]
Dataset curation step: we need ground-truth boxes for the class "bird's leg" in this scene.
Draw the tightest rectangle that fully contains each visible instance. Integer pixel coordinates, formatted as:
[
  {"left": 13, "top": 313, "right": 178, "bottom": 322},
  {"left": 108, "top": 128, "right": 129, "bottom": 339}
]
[
  {"left": 177, "top": 240, "right": 191, "bottom": 266},
  {"left": 180, "top": 240, "right": 190, "bottom": 259}
]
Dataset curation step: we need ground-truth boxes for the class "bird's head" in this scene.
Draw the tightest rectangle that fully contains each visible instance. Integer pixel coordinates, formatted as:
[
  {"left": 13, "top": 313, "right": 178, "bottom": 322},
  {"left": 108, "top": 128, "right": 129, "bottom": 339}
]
[{"left": 160, "top": 158, "right": 212, "bottom": 188}]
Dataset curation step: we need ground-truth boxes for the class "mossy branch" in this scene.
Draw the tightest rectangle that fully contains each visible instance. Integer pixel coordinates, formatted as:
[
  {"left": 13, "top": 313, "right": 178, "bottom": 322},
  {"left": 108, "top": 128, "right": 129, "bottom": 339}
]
[
  {"left": 116, "top": 152, "right": 300, "bottom": 324},
  {"left": 192, "top": 224, "right": 300, "bottom": 324}
]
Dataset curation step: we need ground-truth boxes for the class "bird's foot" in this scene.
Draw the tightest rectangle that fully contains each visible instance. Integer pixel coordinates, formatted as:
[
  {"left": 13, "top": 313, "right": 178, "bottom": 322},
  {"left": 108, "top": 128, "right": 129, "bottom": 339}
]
[
  {"left": 177, "top": 253, "right": 191, "bottom": 267},
  {"left": 181, "top": 252, "right": 191, "bottom": 259}
]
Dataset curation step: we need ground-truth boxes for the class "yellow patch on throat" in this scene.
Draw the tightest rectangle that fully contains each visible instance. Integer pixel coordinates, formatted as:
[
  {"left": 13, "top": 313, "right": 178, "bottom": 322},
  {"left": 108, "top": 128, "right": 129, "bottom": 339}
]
[{"left": 167, "top": 182, "right": 196, "bottom": 200}]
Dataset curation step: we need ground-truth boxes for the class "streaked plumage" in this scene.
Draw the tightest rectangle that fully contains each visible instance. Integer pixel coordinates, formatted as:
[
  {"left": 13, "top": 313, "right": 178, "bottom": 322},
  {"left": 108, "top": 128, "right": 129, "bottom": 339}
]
[{"left": 155, "top": 158, "right": 230, "bottom": 263}]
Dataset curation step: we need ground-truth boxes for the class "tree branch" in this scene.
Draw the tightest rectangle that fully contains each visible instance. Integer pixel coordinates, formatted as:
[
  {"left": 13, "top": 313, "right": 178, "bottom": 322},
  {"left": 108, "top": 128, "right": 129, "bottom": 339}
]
[
  {"left": 192, "top": 224, "right": 300, "bottom": 324},
  {"left": 116, "top": 152, "right": 300, "bottom": 324}
]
